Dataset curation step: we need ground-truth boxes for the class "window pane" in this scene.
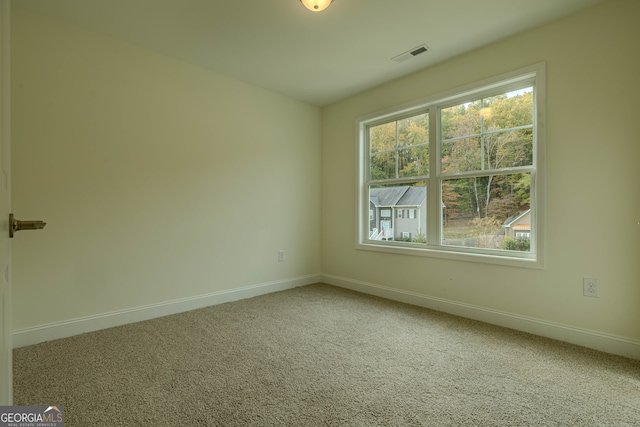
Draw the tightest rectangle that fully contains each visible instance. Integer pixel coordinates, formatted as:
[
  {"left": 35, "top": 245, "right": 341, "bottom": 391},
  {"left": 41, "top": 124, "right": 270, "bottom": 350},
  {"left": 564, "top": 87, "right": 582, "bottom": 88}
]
[
  {"left": 369, "top": 182, "right": 427, "bottom": 243},
  {"left": 484, "top": 129, "right": 533, "bottom": 170},
  {"left": 398, "top": 145, "right": 429, "bottom": 178},
  {"left": 369, "top": 122, "right": 396, "bottom": 154},
  {"left": 441, "top": 102, "right": 481, "bottom": 140},
  {"left": 441, "top": 137, "right": 481, "bottom": 174},
  {"left": 483, "top": 88, "right": 533, "bottom": 131},
  {"left": 442, "top": 173, "right": 531, "bottom": 252},
  {"left": 398, "top": 113, "right": 429, "bottom": 147},
  {"left": 442, "top": 88, "right": 534, "bottom": 173},
  {"left": 370, "top": 152, "right": 395, "bottom": 180}
]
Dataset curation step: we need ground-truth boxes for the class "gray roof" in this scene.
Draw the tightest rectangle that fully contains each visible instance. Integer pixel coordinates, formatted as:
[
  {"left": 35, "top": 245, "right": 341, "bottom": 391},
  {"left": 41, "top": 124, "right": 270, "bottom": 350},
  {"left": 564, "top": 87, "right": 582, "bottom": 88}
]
[
  {"left": 503, "top": 209, "right": 531, "bottom": 227},
  {"left": 397, "top": 187, "right": 426, "bottom": 206},
  {"left": 370, "top": 186, "right": 426, "bottom": 207}
]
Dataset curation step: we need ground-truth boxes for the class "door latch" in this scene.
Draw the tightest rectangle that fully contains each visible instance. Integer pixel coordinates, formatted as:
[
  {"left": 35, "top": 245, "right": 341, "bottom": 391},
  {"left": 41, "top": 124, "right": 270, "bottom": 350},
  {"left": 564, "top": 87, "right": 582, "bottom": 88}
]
[{"left": 9, "top": 213, "right": 46, "bottom": 238}]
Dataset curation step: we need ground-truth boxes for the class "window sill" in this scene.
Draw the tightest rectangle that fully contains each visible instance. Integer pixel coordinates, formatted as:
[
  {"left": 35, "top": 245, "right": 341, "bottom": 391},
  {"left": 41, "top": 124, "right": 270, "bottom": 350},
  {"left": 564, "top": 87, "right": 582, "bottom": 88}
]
[{"left": 356, "top": 240, "right": 543, "bottom": 269}]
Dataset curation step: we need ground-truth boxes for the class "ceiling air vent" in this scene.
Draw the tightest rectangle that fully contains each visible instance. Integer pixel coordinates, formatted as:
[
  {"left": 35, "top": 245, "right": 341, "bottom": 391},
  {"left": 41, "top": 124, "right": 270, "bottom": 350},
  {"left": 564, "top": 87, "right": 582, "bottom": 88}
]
[{"left": 392, "top": 44, "right": 429, "bottom": 63}]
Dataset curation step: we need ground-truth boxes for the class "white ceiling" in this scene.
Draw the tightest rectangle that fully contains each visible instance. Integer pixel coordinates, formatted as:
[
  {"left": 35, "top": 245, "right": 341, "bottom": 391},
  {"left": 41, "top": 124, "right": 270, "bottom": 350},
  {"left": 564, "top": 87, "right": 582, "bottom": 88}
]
[{"left": 14, "top": 0, "right": 607, "bottom": 106}]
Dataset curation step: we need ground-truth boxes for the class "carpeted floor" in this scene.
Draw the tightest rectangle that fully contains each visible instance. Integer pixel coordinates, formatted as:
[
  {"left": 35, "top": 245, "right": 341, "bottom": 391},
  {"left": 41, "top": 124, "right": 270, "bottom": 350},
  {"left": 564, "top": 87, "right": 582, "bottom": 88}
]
[{"left": 13, "top": 283, "right": 640, "bottom": 426}]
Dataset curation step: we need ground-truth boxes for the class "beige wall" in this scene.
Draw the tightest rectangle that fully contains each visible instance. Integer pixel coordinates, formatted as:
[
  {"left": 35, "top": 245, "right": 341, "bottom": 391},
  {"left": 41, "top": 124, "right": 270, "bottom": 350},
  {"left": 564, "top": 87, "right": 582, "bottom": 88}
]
[
  {"left": 321, "top": 0, "right": 640, "bottom": 341},
  {"left": 11, "top": 8, "right": 321, "bottom": 329}
]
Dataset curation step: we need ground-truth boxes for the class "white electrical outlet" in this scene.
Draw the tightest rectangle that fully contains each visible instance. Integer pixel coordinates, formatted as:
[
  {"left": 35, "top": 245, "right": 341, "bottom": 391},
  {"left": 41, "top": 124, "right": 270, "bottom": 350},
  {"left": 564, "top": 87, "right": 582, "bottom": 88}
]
[
  {"left": 583, "top": 278, "right": 599, "bottom": 297},
  {"left": 278, "top": 250, "right": 285, "bottom": 262}
]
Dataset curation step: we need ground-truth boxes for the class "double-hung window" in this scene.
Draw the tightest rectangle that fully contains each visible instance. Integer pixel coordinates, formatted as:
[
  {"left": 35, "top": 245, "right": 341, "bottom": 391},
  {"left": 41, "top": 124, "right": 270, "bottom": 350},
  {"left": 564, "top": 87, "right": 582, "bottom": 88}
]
[{"left": 357, "top": 64, "right": 545, "bottom": 268}]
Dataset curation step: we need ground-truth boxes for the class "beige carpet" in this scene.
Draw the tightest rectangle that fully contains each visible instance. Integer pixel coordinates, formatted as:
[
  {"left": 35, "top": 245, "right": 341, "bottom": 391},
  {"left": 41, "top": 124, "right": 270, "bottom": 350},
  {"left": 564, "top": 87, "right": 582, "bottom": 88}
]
[{"left": 13, "top": 283, "right": 640, "bottom": 426}]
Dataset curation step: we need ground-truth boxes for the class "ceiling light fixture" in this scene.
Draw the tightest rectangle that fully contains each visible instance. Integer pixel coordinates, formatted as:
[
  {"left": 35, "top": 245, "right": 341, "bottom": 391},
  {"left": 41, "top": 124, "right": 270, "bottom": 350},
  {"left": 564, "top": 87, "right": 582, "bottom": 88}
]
[{"left": 300, "top": 0, "right": 333, "bottom": 12}]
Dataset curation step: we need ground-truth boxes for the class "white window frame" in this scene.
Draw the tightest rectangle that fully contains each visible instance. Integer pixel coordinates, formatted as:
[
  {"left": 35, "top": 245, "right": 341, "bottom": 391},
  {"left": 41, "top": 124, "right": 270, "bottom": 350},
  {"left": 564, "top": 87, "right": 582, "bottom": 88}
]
[{"left": 356, "top": 63, "right": 546, "bottom": 269}]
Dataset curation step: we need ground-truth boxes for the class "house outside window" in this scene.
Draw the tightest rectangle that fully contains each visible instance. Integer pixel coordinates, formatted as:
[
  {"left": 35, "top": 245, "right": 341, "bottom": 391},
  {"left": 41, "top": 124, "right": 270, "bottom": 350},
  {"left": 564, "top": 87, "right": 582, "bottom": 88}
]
[
  {"left": 357, "top": 64, "right": 545, "bottom": 268},
  {"left": 369, "top": 186, "right": 426, "bottom": 241}
]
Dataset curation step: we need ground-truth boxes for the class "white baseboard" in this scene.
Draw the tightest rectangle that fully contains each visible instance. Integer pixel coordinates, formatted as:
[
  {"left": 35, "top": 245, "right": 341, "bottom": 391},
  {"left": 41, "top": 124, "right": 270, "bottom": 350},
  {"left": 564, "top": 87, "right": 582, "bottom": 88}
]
[
  {"left": 322, "top": 274, "right": 640, "bottom": 360},
  {"left": 15, "top": 273, "right": 640, "bottom": 360},
  {"left": 12, "top": 274, "right": 321, "bottom": 348}
]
